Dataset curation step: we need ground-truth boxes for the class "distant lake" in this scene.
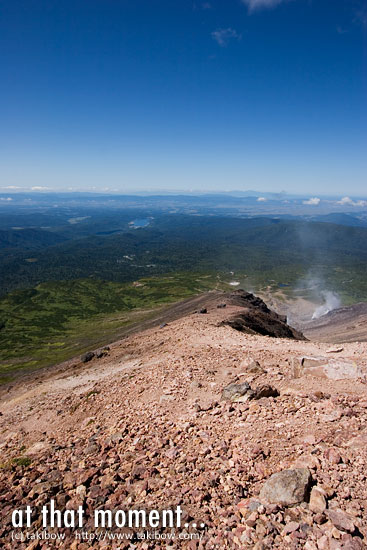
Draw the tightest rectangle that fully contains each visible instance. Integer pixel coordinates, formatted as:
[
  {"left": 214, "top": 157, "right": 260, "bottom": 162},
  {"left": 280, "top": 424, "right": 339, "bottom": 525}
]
[{"left": 131, "top": 218, "right": 150, "bottom": 228}]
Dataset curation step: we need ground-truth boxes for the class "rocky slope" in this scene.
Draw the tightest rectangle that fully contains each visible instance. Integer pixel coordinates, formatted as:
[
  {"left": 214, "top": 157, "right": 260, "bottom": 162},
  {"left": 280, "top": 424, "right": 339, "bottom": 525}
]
[
  {"left": 303, "top": 303, "right": 367, "bottom": 344},
  {"left": 1, "top": 291, "right": 367, "bottom": 549}
]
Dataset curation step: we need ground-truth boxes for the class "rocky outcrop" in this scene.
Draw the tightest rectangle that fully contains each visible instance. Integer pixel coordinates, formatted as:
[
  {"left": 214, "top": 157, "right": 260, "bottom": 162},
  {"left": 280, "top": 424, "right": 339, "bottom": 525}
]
[
  {"left": 221, "top": 291, "right": 306, "bottom": 340},
  {"left": 222, "top": 381, "right": 279, "bottom": 402},
  {"left": 81, "top": 351, "right": 95, "bottom": 363}
]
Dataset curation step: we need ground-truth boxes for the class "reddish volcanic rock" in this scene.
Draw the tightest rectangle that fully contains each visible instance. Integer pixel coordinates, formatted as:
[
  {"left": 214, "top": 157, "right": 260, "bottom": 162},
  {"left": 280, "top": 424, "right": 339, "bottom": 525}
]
[{"left": 0, "top": 291, "right": 367, "bottom": 549}]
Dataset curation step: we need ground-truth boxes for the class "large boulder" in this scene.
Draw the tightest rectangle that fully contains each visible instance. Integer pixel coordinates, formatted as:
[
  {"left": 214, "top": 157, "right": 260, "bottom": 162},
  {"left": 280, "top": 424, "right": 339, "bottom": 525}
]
[
  {"left": 252, "top": 385, "right": 279, "bottom": 399},
  {"left": 293, "top": 356, "right": 363, "bottom": 380},
  {"left": 326, "top": 509, "right": 355, "bottom": 533},
  {"left": 222, "top": 382, "right": 252, "bottom": 402},
  {"left": 81, "top": 351, "right": 95, "bottom": 363},
  {"left": 309, "top": 486, "right": 327, "bottom": 513},
  {"left": 260, "top": 468, "right": 311, "bottom": 506},
  {"left": 222, "top": 382, "right": 279, "bottom": 402}
]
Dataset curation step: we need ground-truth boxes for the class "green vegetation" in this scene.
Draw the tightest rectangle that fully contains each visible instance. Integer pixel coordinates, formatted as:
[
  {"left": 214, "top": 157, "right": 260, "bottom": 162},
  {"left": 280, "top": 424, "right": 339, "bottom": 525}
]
[
  {"left": 1, "top": 214, "right": 367, "bottom": 383},
  {"left": 0, "top": 273, "right": 222, "bottom": 383},
  {"left": 2, "top": 216, "right": 367, "bottom": 300},
  {"left": 0, "top": 455, "right": 32, "bottom": 470},
  {"left": 11, "top": 456, "right": 32, "bottom": 468}
]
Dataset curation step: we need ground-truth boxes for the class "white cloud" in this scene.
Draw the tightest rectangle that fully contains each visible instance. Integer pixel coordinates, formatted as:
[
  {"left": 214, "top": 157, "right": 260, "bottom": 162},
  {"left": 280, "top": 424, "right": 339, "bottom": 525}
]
[
  {"left": 0, "top": 197, "right": 12, "bottom": 201},
  {"left": 3, "top": 185, "right": 21, "bottom": 189},
  {"left": 303, "top": 197, "right": 321, "bottom": 206},
  {"left": 31, "top": 186, "right": 50, "bottom": 191},
  {"left": 241, "top": 0, "right": 286, "bottom": 12},
  {"left": 257, "top": 197, "right": 267, "bottom": 202},
  {"left": 338, "top": 196, "right": 353, "bottom": 205},
  {"left": 337, "top": 196, "right": 367, "bottom": 207},
  {"left": 212, "top": 28, "right": 241, "bottom": 47}
]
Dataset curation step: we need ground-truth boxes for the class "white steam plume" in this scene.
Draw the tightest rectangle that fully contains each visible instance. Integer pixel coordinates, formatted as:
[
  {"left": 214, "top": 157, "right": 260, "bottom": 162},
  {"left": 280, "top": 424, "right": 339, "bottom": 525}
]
[{"left": 311, "top": 290, "right": 341, "bottom": 319}]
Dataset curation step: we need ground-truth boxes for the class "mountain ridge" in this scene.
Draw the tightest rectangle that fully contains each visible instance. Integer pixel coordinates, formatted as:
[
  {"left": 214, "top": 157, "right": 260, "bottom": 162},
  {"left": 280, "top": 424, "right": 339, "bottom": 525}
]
[{"left": 1, "top": 292, "right": 367, "bottom": 548}]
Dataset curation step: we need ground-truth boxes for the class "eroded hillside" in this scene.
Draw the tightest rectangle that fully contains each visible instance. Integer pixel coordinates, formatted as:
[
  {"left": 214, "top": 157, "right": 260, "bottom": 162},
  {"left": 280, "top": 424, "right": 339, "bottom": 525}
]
[{"left": 1, "top": 292, "right": 367, "bottom": 549}]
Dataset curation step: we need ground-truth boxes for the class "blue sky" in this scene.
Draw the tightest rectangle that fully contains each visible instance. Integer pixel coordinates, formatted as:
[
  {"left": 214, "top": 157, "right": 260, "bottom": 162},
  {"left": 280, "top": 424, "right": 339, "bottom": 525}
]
[{"left": 0, "top": 0, "right": 366, "bottom": 195}]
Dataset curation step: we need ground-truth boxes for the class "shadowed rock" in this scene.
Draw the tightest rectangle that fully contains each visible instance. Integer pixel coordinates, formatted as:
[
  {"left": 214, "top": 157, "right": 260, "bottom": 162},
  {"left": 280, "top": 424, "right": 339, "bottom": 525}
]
[
  {"left": 252, "top": 385, "right": 279, "bottom": 399},
  {"left": 222, "top": 382, "right": 279, "bottom": 402},
  {"left": 81, "top": 351, "right": 95, "bottom": 363},
  {"left": 220, "top": 291, "right": 306, "bottom": 340}
]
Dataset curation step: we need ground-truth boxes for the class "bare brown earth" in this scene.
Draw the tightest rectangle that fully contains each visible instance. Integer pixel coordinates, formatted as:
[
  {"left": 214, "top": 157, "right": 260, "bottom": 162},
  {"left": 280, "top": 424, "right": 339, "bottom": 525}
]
[
  {"left": 302, "top": 303, "right": 367, "bottom": 344},
  {"left": 256, "top": 290, "right": 367, "bottom": 344},
  {"left": 1, "top": 291, "right": 367, "bottom": 549}
]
